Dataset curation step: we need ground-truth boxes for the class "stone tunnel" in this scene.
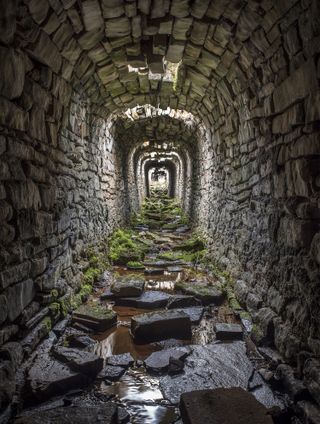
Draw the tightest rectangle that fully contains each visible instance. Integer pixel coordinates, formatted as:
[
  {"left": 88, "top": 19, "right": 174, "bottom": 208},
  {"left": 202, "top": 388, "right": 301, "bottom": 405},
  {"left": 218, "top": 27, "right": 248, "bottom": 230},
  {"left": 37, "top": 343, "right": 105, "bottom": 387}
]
[{"left": 0, "top": 0, "right": 320, "bottom": 422}]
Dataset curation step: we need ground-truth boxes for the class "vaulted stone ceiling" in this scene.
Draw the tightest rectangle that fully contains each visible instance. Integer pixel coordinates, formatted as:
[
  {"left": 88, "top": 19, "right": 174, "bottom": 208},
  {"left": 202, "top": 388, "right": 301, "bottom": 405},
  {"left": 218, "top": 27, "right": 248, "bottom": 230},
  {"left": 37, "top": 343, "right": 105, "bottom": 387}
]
[{"left": 4, "top": 0, "right": 305, "bottom": 119}]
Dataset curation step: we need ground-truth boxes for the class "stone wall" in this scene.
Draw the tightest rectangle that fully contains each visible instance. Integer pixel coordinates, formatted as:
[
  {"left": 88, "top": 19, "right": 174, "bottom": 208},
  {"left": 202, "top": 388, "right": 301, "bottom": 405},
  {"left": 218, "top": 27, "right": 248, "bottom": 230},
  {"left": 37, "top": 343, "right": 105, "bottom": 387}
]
[
  {"left": 194, "top": 3, "right": 320, "bottom": 371},
  {"left": 0, "top": 86, "right": 124, "bottom": 414}
]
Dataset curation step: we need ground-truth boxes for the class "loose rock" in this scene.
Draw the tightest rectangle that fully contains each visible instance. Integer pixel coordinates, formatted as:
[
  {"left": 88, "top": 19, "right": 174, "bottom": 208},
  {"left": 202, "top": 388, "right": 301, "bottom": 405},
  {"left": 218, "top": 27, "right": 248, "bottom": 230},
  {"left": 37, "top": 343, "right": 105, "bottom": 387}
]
[{"left": 131, "top": 310, "right": 192, "bottom": 342}]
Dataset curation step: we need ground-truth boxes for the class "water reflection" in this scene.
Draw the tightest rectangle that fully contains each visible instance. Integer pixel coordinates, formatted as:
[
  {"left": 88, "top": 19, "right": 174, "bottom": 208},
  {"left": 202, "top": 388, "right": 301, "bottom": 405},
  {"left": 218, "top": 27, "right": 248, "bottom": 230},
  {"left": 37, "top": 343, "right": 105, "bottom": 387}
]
[
  {"left": 129, "top": 404, "right": 177, "bottom": 424},
  {"left": 101, "top": 368, "right": 162, "bottom": 402},
  {"left": 101, "top": 368, "right": 177, "bottom": 423},
  {"left": 93, "top": 326, "right": 159, "bottom": 360}
]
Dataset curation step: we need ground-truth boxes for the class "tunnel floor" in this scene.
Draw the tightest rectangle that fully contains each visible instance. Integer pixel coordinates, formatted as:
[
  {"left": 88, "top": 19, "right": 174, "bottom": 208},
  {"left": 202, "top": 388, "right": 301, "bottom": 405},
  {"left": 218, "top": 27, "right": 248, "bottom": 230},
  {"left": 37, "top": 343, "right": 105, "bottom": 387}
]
[{"left": 13, "top": 191, "right": 294, "bottom": 423}]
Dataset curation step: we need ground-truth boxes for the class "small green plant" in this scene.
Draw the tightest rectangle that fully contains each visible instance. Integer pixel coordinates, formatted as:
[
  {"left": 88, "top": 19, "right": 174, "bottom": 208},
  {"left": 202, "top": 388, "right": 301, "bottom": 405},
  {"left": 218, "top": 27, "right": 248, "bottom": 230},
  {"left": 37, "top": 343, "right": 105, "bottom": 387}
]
[
  {"left": 126, "top": 260, "right": 145, "bottom": 269},
  {"left": 83, "top": 267, "right": 101, "bottom": 284},
  {"left": 59, "top": 296, "right": 71, "bottom": 317},
  {"left": 49, "top": 302, "right": 61, "bottom": 316},
  {"left": 43, "top": 316, "right": 52, "bottom": 332},
  {"left": 50, "top": 289, "right": 58, "bottom": 299},
  {"left": 70, "top": 283, "right": 93, "bottom": 310}
]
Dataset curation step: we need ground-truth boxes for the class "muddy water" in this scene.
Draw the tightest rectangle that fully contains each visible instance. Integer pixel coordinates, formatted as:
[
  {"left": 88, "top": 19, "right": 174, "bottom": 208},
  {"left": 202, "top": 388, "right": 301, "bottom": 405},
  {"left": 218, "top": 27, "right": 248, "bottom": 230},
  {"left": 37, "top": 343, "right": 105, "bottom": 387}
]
[{"left": 89, "top": 261, "right": 239, "bottom": 423}]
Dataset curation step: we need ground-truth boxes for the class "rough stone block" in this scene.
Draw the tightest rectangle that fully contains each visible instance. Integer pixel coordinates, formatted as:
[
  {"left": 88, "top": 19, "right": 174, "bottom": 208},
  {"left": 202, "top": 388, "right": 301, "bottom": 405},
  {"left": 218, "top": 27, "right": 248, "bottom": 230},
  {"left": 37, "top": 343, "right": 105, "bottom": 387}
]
[
  {"left": 131, "top": 310, "right": 192, "bottom": 342},
  {"left": 304, "top": 359, "right": 320, "bottom": 406},
  {"left": 6, "top": 279, "right": 35, "bottom": 322},
  {"left": 166, "top": 40, "right": 185, "bottom": 63},
  {"left": 105, "top": 16, "right": 130, "bottom": 38},
  {"left": 180, "top": 388, "right": 273, "bottom": 424},
  {"left": 214, "top": 323, "right": 243, "bottom": 341},
  {"left": 0, "top": 47, "right": 25, "bottom": 99},
  {"left": 0, "top": 97, "right": 29, "bottom": 131},
  {"left": 0, "top": 261, "right": 31, "bottom": 291},
  {"left": 81, "top": 0, "right": 103, "bottom": 32},
  {"left": 171, "top": 0, "right": 189, "bottom": 18},
  {"left": 0, "top": 0, "right": 17, "bottom": 44},
  {"left": 7, "top": 180, "right": 41, "bottom": 210},
  {"left": 28, "top": 31, "right": 62, "bottom": 74},
  {"left": 273, "top": 59, "right": 318, "bottom": 113},
  {"left": 0, "top": 295, "right": 8, "bottom": 325},
  {"left": 0, "top": 360, "right": 15, "bottom": 411}
]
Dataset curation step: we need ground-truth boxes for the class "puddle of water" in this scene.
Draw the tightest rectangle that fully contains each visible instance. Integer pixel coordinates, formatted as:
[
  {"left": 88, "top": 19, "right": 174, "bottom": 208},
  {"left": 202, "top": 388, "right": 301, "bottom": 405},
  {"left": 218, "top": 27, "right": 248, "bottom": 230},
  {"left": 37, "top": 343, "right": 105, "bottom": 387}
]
[
  {"left": 101, "top": 368, "right": 178, "bottom": 424},
  {"left": 101, "top": 368, "right": 162, "bottom": 402},
  {"left": 128, "top": 404, "right": 177, "bottom": 424},
  {"left": 93, "top": 325, "right": 160, "bottom": 360}
]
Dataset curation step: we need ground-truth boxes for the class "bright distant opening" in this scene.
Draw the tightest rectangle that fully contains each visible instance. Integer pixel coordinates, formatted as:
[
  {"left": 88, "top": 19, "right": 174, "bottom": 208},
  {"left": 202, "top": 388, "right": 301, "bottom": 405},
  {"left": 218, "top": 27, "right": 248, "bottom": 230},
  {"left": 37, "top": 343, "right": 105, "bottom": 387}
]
[{"left": 148, "top": 166, "right": 169, "bottom": 193}]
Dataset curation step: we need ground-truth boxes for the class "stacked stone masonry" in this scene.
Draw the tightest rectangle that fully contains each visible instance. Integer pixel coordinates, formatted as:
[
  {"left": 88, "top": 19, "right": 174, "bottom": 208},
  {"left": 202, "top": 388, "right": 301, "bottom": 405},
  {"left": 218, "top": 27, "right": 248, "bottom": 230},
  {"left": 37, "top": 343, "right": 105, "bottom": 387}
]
[{"left": 0, "top": 0, "right": 320, "bottom": 415}]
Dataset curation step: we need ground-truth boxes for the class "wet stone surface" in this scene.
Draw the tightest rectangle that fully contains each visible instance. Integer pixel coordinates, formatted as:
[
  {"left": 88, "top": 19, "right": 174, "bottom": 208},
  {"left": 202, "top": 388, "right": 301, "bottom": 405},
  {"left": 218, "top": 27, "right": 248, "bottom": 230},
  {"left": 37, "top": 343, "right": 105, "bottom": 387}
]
[
  {"left": 13, "top": 192, "right": 289, "bottom": 423},
  {"left": 131, "top": 310, "right": 192, "bottom": 342}
]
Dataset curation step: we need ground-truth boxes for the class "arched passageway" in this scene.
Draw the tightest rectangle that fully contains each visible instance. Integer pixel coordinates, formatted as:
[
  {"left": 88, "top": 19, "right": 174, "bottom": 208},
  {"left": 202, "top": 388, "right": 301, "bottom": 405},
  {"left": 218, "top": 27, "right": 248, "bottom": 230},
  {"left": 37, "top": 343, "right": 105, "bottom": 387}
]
[{"left": 0, "top": 0, "right": 320, "bottom": 422}]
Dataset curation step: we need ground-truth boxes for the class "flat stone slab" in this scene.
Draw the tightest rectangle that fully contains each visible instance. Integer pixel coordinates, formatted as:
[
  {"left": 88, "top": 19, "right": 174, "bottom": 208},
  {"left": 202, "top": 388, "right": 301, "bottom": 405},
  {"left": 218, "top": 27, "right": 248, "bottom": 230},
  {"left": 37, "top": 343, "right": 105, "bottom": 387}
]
[
  {"left": 131, "top": 310, "right": 192, "bottom": 342},
  {"left": 14, "top": 403, "right": 118, "bottom": 423},
  {"left": 100, "top": 289, "right": 115, "bottom": 301},
  {"left": 144, "top": 268, "right": 165, "bottom": 275},
  {"left": 72, "top": 304, "right": 117, "bottom": 332},
  {"left": 144, "top": 347, "right": 191, "bottom": 374},
  {"left": 180, "top": 388, "right": 274, "bottom": 424},
  {"left": 214, "top": 323, "right": 243, "bottom": 341},
  {"left": 159, "top": 342, "right": 253, "bottom": 404},
  {"left": 53, "top": 346, "right": 103, "bottom": 377},
  {"left": 167, "top": 266, "right": 183, "bottom": 272},
  {"left": 106, "top": 352, "right": 134, "bottom": 368},
  {"left": 115, "top": 291, "right": 171, "bottom": 309},
  {"left": 111, "top": 278, "right": 145, "bottom": 297},
  {"left": 143, "top": 260, "right": 183, "bottom": 267},
  {"left": 97, "top": 365, "right": 126, "bottom": 381},
  {"left": 175, "top": 307, "right": 204, "bottom": 324},
  {"left": 175, "top": 281, "right": 225, "bottom": 305},
  {"left": 175, "top": 226, "right": 190, "bottom": 233},
  {"left": 67, "top": 335, "right": 97, "bottom": 351},
  {"left": 167, "top": 295, "right": 201, "bottom": 309},
  {"left": 26, "top": 353, "right": 88, "bottom": 403}
]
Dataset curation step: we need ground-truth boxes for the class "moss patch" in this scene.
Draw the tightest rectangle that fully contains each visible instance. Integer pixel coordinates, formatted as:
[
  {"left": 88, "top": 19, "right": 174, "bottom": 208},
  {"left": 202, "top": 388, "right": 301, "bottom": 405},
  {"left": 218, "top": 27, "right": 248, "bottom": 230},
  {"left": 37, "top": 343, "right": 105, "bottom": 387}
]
[
  {"left": 108, "top": 228, "right": 147, "bottom": 265},
  {"left": 75, "top": 303, "right": 116, "bottom": 320},
  {"left": 83, "top": 267, "right": 101, "bottom": 285},
  {"left": 127, "top": 260, "right": 145, "bottom": 269}
]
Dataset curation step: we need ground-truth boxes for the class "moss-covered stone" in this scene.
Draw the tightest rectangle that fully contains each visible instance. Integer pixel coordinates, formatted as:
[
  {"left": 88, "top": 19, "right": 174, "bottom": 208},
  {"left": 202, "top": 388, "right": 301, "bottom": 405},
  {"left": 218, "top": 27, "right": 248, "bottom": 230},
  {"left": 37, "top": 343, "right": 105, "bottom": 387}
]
[
  {"left": 108, "top": 228, "right": 147, "bottom": 265},
  {"left": 126, "top": 260, "right": 145, "bottom": 270},
  {"left": 83, "top": 267, "right": 101, "bottom": 284},
  {"left": 251, "top": 324, "right": 264, "bottom": 345},
  {"left": 175, "top": 280, "right": 225, "bottom": 305},
  {"left": 49, "top": 302, "right": 61, "bottom": 317},
  {"left": 43, "top": 316, "right": 52, "bottom": 332}
]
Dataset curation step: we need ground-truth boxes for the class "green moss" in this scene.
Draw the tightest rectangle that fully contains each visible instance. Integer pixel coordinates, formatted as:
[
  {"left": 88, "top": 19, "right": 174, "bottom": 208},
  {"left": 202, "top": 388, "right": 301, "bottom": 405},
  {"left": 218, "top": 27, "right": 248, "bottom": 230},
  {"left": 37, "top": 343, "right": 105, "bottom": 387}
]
[
  {"left": 43, "top": 316, "right": 52, "bottom": 332},
  {"left": 83, "top": 267, "right": 101, "bottom": 284},
  {"left": 76, "top": 303, "right": 116, "bottom": 320},
  {"left": 49, "top": 302, "right": 61, "bottom": 316},
  {"left": 50, "top": 289, "right": 58, "bottom": 299},
  {"left": 108, "top": 228, "right": 146, "bottom": 265},
  {"left": 239, "top": 310, "right": 251, "bottom": 320},
  {"left": 70, "top": 283, "right": 93, "bottom": 310},
  {"left": 59, "top": 297, "right": 71, "bottom": 317},
  {"left": 127, "top": 260, "right": 145, "bottom": 269},
  {"left": 175, "top": 235, "right": 206, "bottom": 252},
  {"left": 175, "top": 280, "right": 224, "bottom": 297},
  {"left": 158, "top": 251, "right": 184, "bottom": 261},
  {"left": 252, "top": 324, "right": 264, "bottom": 344}
]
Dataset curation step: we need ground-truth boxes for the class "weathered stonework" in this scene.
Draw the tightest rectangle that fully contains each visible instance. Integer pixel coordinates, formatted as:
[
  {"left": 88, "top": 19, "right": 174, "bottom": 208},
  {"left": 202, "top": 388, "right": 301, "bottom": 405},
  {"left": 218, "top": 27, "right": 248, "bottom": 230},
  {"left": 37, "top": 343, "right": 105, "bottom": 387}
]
[{"left": 0, "top": 0, "right": 320, "bottom": 417}]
